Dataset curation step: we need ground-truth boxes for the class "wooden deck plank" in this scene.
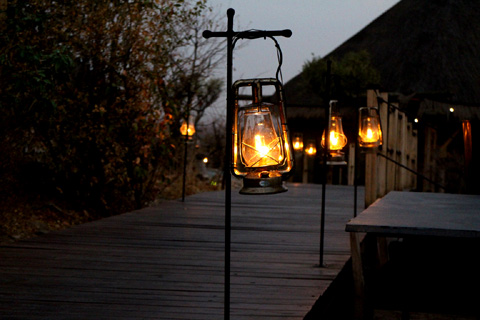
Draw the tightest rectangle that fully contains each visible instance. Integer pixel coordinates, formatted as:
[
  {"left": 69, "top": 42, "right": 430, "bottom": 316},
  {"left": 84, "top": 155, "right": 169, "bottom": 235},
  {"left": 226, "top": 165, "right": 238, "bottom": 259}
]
[{"left": 0, "top": 183, "right": 363, "bottom": 319}]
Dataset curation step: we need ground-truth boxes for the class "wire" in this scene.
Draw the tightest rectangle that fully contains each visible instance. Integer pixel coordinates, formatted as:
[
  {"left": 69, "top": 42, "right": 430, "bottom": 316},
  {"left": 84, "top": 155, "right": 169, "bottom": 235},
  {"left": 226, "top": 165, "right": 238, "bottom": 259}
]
[
  {"left": 269, "top": 36, "right": 284, "bottom": 84},
  {"left": 232, "top": 31, "right": 284, "bottom": 84}
]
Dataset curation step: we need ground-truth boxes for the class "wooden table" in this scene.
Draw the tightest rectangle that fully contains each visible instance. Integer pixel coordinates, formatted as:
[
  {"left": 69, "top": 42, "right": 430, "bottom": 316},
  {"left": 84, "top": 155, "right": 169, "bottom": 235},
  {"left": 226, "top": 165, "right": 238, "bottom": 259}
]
[{"left": 346, "top": 191, "right": 480, "bottom": 319}]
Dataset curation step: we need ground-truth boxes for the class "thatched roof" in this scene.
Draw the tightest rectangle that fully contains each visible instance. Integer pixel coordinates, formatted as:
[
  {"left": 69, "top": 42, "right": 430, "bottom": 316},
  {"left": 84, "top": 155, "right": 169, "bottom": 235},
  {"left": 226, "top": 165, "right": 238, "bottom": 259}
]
[
  {"left": 418, "top": 99, "right": 480, "bottom": 121},
  {"left": 286, "top": 0, "right": 480, "bottom": 107},
  {"left": 283, "top": 73, "right": 322, "bottom": 109}
]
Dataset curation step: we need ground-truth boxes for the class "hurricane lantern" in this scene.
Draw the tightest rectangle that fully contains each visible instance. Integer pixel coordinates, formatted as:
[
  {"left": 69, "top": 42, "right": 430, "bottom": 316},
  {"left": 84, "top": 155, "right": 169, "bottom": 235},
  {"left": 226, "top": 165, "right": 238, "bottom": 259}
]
[
  {"left": 180, "top": 115, "right": 195, "bottom": 140},
  {"left": 232, "top": 78, "right": 293, "bottom": 195},
  {"left": 305, "top": 140, "right": 317, "bottom": 156},
  {"left": 293, "top": 133, "right": 304, "bottom": 151},
  {"left": 321, "top": 100, "right": 347, "bottom": 165},
  {"left": 358, "top": 107, "right": 383, "bottom": 148}
]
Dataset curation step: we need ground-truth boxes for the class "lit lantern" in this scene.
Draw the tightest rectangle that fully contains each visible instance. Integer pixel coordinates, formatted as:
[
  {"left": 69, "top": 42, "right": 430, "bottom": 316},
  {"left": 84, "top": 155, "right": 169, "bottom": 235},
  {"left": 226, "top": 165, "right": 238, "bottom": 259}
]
[
  {"left": 321, "top": 100, "right": 347, "bottom": 164},
  {"left": 305, "top": 140, "right": 317, "bottom": 156},
  {"left": 232, "top": 78, "right": 293, "bottom": 195},
  {"left": 358, "top": 107, "right": 383, "bottom": 148},
  {"left": 180, "top": 115, "right": 195, "bottom": 140},
  {"left": 293, "top": 133, "right": 304, "bottom": 151}
]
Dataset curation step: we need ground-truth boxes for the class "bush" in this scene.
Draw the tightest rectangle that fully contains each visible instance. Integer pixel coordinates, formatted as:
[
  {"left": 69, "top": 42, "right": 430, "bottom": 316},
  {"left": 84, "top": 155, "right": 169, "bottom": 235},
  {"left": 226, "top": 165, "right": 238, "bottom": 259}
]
[{"left": 0, "top": 0, "right": 214, "bottom": 215}]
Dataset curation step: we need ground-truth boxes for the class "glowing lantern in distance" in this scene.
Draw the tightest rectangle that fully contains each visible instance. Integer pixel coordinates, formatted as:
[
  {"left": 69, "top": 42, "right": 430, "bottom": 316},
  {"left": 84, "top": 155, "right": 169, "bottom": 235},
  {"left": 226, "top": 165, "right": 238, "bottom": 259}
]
[
  {"left": 180, "top": 115, "right": 195, "bottom": 139},
  {"left": 358, "top": 107, "right": 383, "bottom": 148}
]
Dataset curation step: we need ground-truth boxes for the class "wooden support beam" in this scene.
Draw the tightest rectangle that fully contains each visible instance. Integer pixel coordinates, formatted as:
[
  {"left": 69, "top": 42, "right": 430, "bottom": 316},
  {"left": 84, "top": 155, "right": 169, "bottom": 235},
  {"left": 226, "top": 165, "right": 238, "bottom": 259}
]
[
  {"left": 348, "top": 143, "right": 355, "bottom": 186},
  {"left": 365, "top": 151, "right": 377, "bottom": 208},
  {"left": 377, "top": 92, "right": 388, "bottom": 198},
  {"left": 365, "top": 90, "right": 388, "bottom": 207},
  {"left": 350, "top": 232, "right": 366, "bottom": 320},
  {"left": 396, "top": 111, "right": 407, "bottom": 190}
]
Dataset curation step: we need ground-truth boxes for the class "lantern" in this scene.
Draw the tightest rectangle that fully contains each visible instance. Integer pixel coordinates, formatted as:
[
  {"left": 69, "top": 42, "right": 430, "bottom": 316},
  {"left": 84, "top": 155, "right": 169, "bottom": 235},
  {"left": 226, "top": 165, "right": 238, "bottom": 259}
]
[
  {"left": 232, "top": 78, "right": 293, "bottom": 195},
  {"left": 305, "top": 140, "right": 317, "bottom": 156},
  {"left": 358, "top": 107, "right": 383, "bottom": 148},
  {"left": 180, "top": 115, "right": 195, "bottom": 140},
  {"left": 292, "top": 133, "right": 304, "bottom": 151},
  {"left": 321, "top": 100, "right": 347, "bottom": 164}
]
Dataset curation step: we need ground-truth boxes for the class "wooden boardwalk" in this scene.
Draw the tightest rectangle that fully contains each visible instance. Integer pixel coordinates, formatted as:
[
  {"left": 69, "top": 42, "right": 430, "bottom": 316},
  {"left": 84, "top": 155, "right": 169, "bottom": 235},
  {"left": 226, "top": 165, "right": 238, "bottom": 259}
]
[{"left": 0, "top": 183, "right": 363, "bottom": 319}]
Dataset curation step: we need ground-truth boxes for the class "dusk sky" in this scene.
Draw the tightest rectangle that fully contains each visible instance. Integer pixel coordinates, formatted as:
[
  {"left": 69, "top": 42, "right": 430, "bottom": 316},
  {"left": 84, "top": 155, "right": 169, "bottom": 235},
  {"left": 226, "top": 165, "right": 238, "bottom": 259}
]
[
  {"left": 202, "top": 0, "right": 400, "bottom": 120},
  {"left": 208, "top": 0, "right": 400, "bottom": 83}
]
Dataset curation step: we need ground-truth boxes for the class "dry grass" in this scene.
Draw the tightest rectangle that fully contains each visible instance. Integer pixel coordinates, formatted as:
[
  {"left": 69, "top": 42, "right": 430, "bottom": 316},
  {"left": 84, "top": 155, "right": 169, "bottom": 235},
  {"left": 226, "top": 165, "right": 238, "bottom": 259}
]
[{"left": 0, "top": 166, "right": 223, "bottom": 245}]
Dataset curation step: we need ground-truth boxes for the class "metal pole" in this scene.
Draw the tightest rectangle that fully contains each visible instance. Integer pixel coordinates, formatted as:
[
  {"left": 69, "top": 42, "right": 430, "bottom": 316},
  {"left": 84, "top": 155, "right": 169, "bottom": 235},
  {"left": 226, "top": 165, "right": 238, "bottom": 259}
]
[
  {"left": 203, "top": 13, "right": 292, "bottom": 317},
  {"left": 354, "top": 108, "right": 359, "bottom": 217},
  {"left": 320, "top": 60, "right": 332, "bottom": 267},
  {"left": 224, "top": 9, "right": 234, "bottom": 320}
]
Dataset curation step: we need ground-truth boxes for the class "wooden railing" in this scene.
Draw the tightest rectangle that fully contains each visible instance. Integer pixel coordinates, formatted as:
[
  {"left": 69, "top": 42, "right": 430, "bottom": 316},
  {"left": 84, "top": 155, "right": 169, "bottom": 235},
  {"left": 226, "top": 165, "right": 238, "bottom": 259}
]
[{"left": 364, "top": 90, "right": 419, "bottom": 207}]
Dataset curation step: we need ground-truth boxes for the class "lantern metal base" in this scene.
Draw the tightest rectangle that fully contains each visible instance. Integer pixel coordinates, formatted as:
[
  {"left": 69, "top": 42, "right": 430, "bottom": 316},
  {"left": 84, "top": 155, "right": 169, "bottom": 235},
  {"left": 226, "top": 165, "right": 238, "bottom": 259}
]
[
  {"left": 326, "top": 152, "right": 347, "bottom": 166},
  {"left": 360, "top": 146, "right": 378, "bottom": 153},
  {"left": 239, "top": 173, "right": 287, "bottom": 195}
]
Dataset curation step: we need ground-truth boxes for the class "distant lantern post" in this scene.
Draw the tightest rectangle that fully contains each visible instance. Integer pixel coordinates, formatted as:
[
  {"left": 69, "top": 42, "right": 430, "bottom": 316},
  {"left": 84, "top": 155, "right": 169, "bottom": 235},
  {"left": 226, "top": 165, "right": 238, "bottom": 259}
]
[
  {"left": 319, "top": 60, "right": 332, "bottom": 267},
  {"left": 303, "top": 139, "right": 316, "bottom": 183},
  {"left": 321, "top": 100, "right": 348, "bottom": 165},
  {"left": 180, "top": 115, "right": 195, "bottom": 202},
  {"left": 354, "top": 101, "right": 384, "bottom": 217},
  {"left": 292, "top": 133, "right": 304, "bottom": 152}
]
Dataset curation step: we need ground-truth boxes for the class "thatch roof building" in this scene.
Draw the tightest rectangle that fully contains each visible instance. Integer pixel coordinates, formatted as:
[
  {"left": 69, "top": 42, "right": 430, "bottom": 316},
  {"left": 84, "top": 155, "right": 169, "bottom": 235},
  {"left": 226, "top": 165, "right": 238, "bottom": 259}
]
[
  {"left": 285, "top": 0, "right": 480, "bottom": 192},
  {"left": 286, "top": 0, "right": 480, "bottom": 107},
  {"left": 327, "top": 0, "right": 480, "bottom": 105}
]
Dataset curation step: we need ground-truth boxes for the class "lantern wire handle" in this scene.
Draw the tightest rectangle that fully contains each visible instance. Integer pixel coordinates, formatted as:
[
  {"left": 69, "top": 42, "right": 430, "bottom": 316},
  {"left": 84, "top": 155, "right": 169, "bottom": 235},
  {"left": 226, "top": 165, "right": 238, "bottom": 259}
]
[{"left": 232, "top": 32, "right": 284, "bottom": 83}]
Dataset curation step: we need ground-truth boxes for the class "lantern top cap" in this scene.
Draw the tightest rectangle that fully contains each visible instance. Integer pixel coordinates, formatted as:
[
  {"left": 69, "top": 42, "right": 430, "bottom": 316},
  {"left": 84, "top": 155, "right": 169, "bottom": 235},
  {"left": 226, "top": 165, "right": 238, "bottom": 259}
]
[{"left": 233, "top": 78, "right": 285, "bottom": 106}]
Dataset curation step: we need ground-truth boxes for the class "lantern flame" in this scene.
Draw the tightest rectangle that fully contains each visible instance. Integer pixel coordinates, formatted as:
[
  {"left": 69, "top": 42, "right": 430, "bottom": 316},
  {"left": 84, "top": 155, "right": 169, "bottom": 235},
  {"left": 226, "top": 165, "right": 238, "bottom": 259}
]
[
  {"left": 305, "top": 140, "right": 317, "bottom": 156},
  {"left": 366, "top": 128, "right": 374, "bottom": 140},
  {"left": 180, "top": 117, "right": 195, "bottom": 137},
  {"left": 255, "top": 135, "right": 270, "bottom": 158},
  {"left": 358, "top": 108, "right": 383, "bottom": 147},
  {"left": 329, "top": 130, "right": 339, "bottom": 148}
]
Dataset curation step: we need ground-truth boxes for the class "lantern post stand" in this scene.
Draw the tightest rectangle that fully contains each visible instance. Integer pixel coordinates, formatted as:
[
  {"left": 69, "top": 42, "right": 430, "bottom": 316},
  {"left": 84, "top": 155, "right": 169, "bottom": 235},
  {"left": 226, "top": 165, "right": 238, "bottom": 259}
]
[
  {"left": 181, "top": 114, "right": 190, "bottom": 202},
  {"left": 354, "top": 107, "right": 360, "bottom": 217},
  {"left": 203, "top": 9, "right": 291, "bottom": 320},
  {"left": 319, "top": 60, "right": 332, "bottom": 267}
]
